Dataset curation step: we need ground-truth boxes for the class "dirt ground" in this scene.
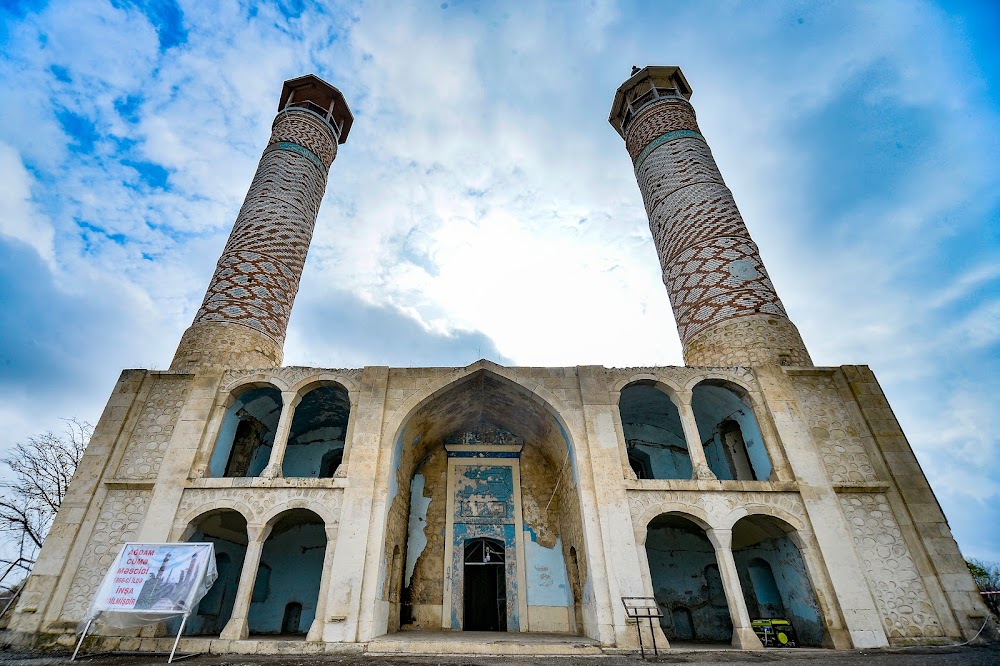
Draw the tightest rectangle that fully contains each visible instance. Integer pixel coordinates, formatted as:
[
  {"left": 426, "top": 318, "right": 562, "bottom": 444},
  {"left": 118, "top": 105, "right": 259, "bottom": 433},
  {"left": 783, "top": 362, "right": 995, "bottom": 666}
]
[{"left": 2, "top": 644, "right": 999, "bottom": 666}]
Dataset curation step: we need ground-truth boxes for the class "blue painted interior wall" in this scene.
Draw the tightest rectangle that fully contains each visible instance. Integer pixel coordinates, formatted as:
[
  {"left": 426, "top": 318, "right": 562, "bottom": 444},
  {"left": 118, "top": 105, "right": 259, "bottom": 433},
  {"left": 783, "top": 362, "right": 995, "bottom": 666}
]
[
  {"left": 282, "top": 385, "right": 350, "bottom": 477},
  {"left": 282, "top": 438, "right": 343, "bottom": 477},
  {"left": 645, "top": 522, "right": 732, "bottom": 642},
  {"left": 734, "top": 536, "right": 823, "bottom": 646},
  {"left": 248, "top": 522, "right": 326, "bottom": 634},
  {"left": 208, "top": 387, "right": 281, "bottom": 478},
  {"left": 620, "top": 384, "right": 691, "bottom": 479},
  {"left": 524, "top": 531, "right": 571, "bottom": 608},
  {"left": 692, "top": 384, "right": 771, "bottom": 481}
]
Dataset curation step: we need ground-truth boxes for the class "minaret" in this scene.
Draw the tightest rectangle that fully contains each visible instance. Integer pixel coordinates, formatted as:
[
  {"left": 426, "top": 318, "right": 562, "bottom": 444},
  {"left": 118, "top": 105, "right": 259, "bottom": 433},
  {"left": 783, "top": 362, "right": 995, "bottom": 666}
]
[
  {"left": 170, "top": 75, "right": 353, "bottom": 372},
  {"left": 610, "top": 66, "right": 811, "bottom": 368}
]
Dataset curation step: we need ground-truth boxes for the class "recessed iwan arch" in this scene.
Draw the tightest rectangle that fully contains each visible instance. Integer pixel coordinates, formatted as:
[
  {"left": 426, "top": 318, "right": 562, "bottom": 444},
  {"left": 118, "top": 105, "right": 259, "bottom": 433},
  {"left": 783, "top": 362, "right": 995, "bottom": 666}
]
[{"left": 376, "top": 366, "right": 591, "bottom": 638}]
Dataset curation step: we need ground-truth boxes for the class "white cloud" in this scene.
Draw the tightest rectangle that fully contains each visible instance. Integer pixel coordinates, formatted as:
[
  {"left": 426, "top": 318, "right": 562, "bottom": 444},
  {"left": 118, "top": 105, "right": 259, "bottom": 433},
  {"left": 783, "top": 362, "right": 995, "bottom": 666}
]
[{"left": 0, "top": 143, "right": 55, "bottom": 265}]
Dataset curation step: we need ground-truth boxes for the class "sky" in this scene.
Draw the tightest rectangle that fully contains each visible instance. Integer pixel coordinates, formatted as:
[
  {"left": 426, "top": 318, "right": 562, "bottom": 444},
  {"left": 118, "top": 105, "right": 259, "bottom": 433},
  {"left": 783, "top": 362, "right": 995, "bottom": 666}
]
[{"left": 0, "top": 0, "right": 997, "bottom": 563}]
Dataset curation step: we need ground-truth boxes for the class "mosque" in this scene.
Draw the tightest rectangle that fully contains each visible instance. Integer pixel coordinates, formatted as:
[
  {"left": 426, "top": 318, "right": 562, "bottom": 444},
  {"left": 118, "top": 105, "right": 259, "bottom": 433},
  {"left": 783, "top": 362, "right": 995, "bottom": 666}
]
[{"left": 5, "top": 66, "right": 990, "bottom": 654}]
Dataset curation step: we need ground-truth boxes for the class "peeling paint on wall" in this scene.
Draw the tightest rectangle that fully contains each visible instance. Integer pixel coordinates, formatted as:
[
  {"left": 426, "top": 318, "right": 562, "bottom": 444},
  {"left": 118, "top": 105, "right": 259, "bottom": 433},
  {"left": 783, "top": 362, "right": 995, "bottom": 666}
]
[{"left": 404, "top": 473, "right": 431, "bottom": 587}]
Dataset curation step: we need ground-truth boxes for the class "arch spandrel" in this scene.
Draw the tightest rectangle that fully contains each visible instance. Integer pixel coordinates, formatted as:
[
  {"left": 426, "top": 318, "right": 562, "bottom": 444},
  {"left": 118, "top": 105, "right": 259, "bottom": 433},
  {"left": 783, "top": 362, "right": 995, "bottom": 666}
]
[
  {"left": 260, "top": 502, "right": 337, "bottom": 529},
  {"left": 633, "top": 503, "right": 715, "bottom": 544},
  {"left": 720, "top": 503, "right": 808, "bottom": 534},
  {"left": 612, "top": 373, "right": 685, "bottom": 400}
]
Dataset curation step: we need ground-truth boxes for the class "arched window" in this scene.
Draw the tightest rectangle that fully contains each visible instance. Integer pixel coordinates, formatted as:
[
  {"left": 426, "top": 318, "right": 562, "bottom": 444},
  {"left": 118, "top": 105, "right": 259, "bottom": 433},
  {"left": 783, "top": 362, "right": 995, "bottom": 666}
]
[
  {"left": 692, "top": 381, "right": 770, "bottom": 481},
  {"left": 619, "top": 383, "right": 690, "bottom": 480},
  {"left": 209, "top": 386, "right": 282, "bottom": 478},
  {"left": 247, "top": 510, "right": 326, "bottom": 635},
  {"left": 282, "top": 384, "right": 351, "bottom": 478}
]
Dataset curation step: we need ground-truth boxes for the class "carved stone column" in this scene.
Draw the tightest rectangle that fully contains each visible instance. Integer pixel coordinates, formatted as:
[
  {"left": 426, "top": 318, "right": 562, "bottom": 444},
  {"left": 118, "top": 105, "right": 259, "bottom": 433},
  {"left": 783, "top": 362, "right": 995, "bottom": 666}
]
[
  {"left": 676, "top": 390, "right": 716, "bottom": 480},
  {"left": 220, "top": 523, "right": 272, "bottom": 640},
  {"left": 261, "top": 391, "right": 301, "bottom": 478},
  {"left": 707, "top": 528, "right": 764, "bottom": 650}
]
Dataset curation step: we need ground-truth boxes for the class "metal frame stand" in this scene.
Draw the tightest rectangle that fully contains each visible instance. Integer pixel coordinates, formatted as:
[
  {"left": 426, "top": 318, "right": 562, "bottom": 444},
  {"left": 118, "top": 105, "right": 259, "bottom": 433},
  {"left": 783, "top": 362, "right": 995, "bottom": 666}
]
[
  {"left": 70, "top": 619, "right": 93, "bottom": 661},
  {"left": 622, "top": 596, "right": 664, "bottom": 659},
  {"left": 70, "top": 613, "right": 195, "bottom": 663}
]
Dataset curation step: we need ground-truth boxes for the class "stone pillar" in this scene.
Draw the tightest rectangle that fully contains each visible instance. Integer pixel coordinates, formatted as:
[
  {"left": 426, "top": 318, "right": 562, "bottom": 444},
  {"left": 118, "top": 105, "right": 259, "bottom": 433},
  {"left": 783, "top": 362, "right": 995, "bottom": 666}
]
[
  {"left": 307, "top": 525, "right": 339, "bottom": 641},
  {"left": 220, "top": 523, "right": 272, "bottom": 640},
  {"left": 171, "top": 75, "right": 353, "bottom": 373},
  {"left": 707, "top": 528, "right": 764, "bottom": 650},
  {"left": 261, "top": 391, "right": 301, "bottom": 478},
  {"left": 675, "top": 390, "right": 716, "bottom": 480},
  {"left": 609, "top": 66, "right": 811, "bottom": 368}
]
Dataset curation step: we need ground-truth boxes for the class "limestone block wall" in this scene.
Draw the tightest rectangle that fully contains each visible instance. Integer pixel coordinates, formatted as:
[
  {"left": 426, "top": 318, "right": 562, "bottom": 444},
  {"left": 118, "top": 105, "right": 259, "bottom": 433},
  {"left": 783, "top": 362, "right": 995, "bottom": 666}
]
[
  {"left": 9, "top": 360, "right": 987, "bottom": 652},
  {"left": 9, "top": 370, "right": 183, "bottom": 634}
]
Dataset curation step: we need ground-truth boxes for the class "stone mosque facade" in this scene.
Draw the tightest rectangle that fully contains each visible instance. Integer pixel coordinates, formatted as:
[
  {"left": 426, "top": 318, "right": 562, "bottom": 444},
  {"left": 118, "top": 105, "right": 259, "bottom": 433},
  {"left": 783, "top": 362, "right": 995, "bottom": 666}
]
[{"left": 6, "top": 67, "right": 991, "bottom": 653}]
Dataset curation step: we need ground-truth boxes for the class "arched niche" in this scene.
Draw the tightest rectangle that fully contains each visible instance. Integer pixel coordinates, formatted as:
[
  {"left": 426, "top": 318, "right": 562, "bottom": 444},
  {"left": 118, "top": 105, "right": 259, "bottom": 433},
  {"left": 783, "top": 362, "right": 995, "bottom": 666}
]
[
  {"left": 691, "top": 380, "right": 771, "bottom": 481},
  {"left": 175, "top": 509, "right": 248, "bottom": 636},
  {"left": 385, "top": 369, "right": 586, "bottom": 636},
  {"left": 644, "top": 513, "right": 732, "bottom": 643},
  {"left": 619, "top": 382, "right": 690, "bottom": 480},
  {"left": 282, "top": 383, "right": 350, "bottom": 478},
  {"left": 209, "top": 385, "right": 282, "bottom": 478},
  {"left": 731, "top": 514, "right": 824, "bottom": 647},
  {"left": 248, "top": 509, "right": 327, "bottom": 635}
]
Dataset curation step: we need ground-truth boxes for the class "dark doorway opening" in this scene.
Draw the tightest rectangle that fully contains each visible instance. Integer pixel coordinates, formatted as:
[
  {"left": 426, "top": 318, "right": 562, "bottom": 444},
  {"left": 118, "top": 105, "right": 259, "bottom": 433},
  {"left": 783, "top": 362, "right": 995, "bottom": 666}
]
[
  {"left": 282, "top": 602, "right": 303, "bottom": 634},
  {"left": 463, "top": 538, "right": 506, "bottom": 631}
]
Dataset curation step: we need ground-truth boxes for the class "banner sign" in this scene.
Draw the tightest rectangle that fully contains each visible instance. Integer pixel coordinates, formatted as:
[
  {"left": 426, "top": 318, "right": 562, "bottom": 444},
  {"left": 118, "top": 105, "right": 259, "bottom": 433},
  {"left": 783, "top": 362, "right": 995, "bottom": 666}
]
[{"left": 88, "top": 543, "right": 217, "bottom": 627}]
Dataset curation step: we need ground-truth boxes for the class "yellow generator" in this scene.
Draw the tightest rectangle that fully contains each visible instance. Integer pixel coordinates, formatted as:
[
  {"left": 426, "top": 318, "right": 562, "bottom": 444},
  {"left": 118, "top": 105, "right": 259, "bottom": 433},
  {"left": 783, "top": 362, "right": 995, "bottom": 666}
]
[{"left": 751, "top": 618, "right": 798, "bottom": 647}]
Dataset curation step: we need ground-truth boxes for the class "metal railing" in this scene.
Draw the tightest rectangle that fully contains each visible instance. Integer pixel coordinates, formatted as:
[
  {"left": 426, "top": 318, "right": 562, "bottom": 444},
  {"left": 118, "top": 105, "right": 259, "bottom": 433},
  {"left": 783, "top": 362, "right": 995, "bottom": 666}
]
[{"left": 283, "top": 100, "right": 343, "bottom": 140}]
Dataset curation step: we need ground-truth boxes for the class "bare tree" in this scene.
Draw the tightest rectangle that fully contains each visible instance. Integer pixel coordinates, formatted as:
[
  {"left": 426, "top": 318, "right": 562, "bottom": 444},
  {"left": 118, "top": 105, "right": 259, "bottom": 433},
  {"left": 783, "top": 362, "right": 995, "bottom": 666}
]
[
  {"left": 0, "top": 419, "right": 91, "bottom": 580},
  {"left": 968, "top": 559, "right": 1000, "bottom": 618}
]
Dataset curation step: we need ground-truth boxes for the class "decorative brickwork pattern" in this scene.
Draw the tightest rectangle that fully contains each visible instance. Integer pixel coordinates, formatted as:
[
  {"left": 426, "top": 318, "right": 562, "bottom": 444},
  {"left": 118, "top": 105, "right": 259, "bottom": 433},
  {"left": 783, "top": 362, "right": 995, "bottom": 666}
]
[
  {"left": 60, "top": 489, "right": 151, "bottom": 621},
  {"left": 175, "top": 108, "right": 339, "bottom": 372},
  {"left": 268, "top": 110, "right": 337, "bottom": 169},
  {"left": 683, "top": 315, "right": 812, "bottom": 367},
  {"left": 793, "top": 374, "right": 878, "bottom": 483},
  {"left": 664, "top": 237, "right": 786, "bottom": 342},
  {"left": 839, "top": 494, "right": 944, "bottom": 639},
  {"left": 619, "top": 89, "right": 811, "bottom": 367},
  {"left": 114, "top": 376, "right": 191, "bottom": 480},
  {"left": 624, "top": 99, "right": 701, "bottom": 161},
  {"left": 170, "top": 321, "right": 283, "bottom": 372}
]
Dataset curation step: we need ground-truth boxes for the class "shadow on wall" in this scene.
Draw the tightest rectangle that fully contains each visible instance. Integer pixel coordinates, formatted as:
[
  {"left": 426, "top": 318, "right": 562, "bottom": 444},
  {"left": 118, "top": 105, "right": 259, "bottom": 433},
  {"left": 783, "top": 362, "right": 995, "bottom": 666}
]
[
  {"left": 172, "top": 510, "right": 249, "bottom": 636},
  {"left": 209, "top": 386, "right": 282, "bottom": 478},
  {"left": 692, "top": 381, "right": 771, "bottom": 481},
  {"left": 620, "top": 383, "right": 691, "bottom": 480},
  {"left": 248, "top": 509, "right": 326, "bottom": 635},
  {"left": 645, "top": 514, "right": 732, "bottom": 642},
  {"left": 732, "top": 515, "right": 824, "bottom": 647}
]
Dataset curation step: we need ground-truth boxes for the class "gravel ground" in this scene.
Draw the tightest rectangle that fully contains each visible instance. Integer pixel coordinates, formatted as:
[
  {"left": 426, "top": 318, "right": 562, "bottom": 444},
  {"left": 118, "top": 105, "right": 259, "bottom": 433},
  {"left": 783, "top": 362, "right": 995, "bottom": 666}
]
[{"left": 1, "top": 645, "right": 998, "bottom": 666}]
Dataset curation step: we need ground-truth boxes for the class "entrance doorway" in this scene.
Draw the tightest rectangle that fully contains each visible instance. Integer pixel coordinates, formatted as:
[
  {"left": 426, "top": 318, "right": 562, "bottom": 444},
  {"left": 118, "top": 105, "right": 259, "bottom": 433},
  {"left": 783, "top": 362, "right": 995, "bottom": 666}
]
[{"left": 463, "top": 538, "right": 507, "bottom": 631}]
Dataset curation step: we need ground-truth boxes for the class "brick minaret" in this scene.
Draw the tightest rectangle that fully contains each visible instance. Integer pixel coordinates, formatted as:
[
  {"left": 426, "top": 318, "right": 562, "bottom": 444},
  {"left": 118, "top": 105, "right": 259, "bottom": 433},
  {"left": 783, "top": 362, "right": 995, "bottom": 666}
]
[
  {"left": 171, "top": 75, "right": 352, "bottom": 372},
  {"left": 610, "top": 66, "right": 811, "bottom": 368}
]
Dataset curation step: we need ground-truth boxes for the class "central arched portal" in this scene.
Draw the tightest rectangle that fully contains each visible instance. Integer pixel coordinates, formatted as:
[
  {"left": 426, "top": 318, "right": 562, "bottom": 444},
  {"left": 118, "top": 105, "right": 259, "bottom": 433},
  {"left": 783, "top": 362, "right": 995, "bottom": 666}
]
[{"left": 382, "top": 369, "right": 588, "bottom": 635}]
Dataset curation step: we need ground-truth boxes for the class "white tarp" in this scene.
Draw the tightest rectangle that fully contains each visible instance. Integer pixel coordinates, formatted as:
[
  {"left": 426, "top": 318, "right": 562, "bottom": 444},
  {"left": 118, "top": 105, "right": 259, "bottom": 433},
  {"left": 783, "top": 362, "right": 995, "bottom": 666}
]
[{"left": 85, "top": 542, "right": 218, "bottom": 629}]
